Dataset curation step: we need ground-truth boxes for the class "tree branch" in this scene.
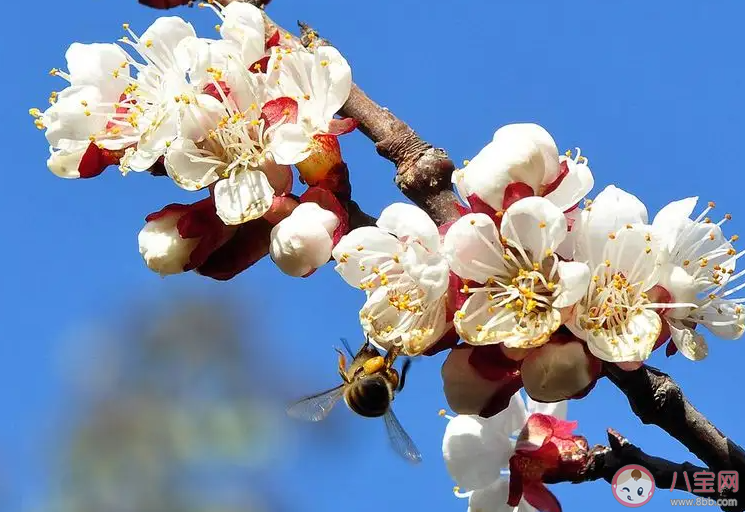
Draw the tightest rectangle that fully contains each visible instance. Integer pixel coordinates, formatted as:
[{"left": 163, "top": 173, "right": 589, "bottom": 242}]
[
  {"left": 605, "top": 364, "right": 745, "bottom": 474},
  {"left": 545, "top": 429, "right": 743, "bottom": 510}
]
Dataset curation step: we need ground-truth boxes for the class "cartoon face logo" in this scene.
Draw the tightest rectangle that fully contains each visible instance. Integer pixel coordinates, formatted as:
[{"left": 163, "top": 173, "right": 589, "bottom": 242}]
[{"left": 612, "top": 465, "right": 655, "bottom": 507}]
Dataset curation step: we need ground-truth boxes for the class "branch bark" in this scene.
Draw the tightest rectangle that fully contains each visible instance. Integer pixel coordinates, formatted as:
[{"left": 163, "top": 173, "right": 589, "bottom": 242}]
[{"left": 546, "top": 429, "right": 743, "bottom": 510}]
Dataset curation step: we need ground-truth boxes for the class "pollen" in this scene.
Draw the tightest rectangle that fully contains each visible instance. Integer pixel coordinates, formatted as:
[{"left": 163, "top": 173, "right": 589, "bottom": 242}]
[
  {"left": 320, "top": 60, "right": 330, "bottom": 67},
  {"left": 625, "top": 224, "right": 633, "bottom": 229},
  {"left": 608, "top": 232, "right": 616, "bottom": 240},
  {"left": 645, "top": 247, "right": 652, "bottom": 254},
  {"left": 438, "top": 409, "right": 447, "bottom": 417},
  {"left": 214, "top": 24, "right": 221, "bottom": 32},
  {"left": 495, "top": 211, "right": 504, "bottom": 219},
  {"left": 356, "top": 245, "right": 364, "bottom": 251},
  {"left": 732, "top": 235, "right": 740, "bottom": 242},
  {"left": 708, "top": 201, "right": 716, "bottom": 208},
  {"left": 284, "top": 33, "right": 292, "bottom": 40},
  {"left": 538, "top": 221, "right": 547, "bottom": 229},
  {"left": 683, "top": 259, "right": 690, "bottom": 266},
  {"left": 455, "top": 311, "right": 465, "bottom": 319},
  {"left": 461, "top": 284, "right": 470, "bottom": 294},
  {"left": 145, "top": 39, "right": 154, "bottom": 48},
  {"left": 604, "top": 259, "right": 611, "bottom": 267},
  {"left": 565, "top": 149, "right": 572, "bottom": 157},
  {"left": 470, "top": 219, "right": 476, "bottom": 225},
  {"left": 49, "top": 68, "right": 59, "bottom": 76},
  {"left": 28, "top": 108, "right": 42, "bottom": 118},
  {"left": 122, "top": 23, "right": 130, "bottom": 30}
]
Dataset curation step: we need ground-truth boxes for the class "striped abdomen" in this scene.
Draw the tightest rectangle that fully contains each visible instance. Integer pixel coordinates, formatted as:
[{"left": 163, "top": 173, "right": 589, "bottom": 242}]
[{"left": 345, "top": 375, "right": 392, "bottom": 418}]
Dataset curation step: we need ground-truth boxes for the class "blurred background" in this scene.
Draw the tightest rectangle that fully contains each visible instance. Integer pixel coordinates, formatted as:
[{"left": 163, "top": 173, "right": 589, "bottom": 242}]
[{"left": 3, "top": 0, "right": 745, "bottom": 511}]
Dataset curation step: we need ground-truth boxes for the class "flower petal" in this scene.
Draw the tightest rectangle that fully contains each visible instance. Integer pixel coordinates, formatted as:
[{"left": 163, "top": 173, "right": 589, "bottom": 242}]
[
  {"left": 443, "top": 416, "right": 512, "bottom": 490},
  {"left": 43, "top": 86, "right": 106, "bottom": 147},
  {"left": 377, "top": 202, "right": 440, "bottom": 252},
  {"left": 332, "top": 227, "right": 403, "bottom": 288},
  {"left": 65, "top": 43, "right": 129, "bottom": 101},
  {"left": 652, "top": 197, "right": 698, "bottom": 252},
  {"left": 573, "top": 185, "right": 649, "bottom": 266},
  {"left": 46, "top": 141, "right": 88, "bottom": 179},
  {"left": 501, "top": 196, "right": 567, "bottom": 259},
  {"left": 214, "top": 169, "right": 274, "bottom": 225},
  {"left": 139, "top": 16, "right": 196, "bottom": 64},
  {"left": 694, "top": 298, "right": 745, "bottom": 340},
  {"left": 443, "top": 213, "right": 506, "bottom": 283},
  {"left": 468, "top": 479, "right": 524, "bottom": 512},
  {"left": 402, "top": 243, "right": 450, "bottom": 302},
  {"left": 583, "top": 308, "right": 661, "bottom": 362},
  {"left": 543, "top": 157, "right": 594, "bottom": 211},
  {"left": 668, "top": 320, "right": 708, "bottom": 361},
  {"left": 219, "top": 2, "right": 265, "bottom": 64},
  {"left": 311, "top": 46, "right": 352, "bottom": 124},
  {"left": 268, "top": 123, "right": 312, "bottom": 165},
  {"left": 553, "top": 261, "right": 591, "bottom": 309},
  {"left": 164, "top": 137, "right": 221, "bottom": 191}
]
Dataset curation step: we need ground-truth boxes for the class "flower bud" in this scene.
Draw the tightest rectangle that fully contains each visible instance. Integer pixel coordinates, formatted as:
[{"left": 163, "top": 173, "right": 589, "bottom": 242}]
[
  {"left": 441, "top": 345, "right": 522, "bottom": 418},
  {"left": 454, "top": 123, "right": 558, "bottom": 211},
  {"left": 139, "top": 200, "right": 234, "bottom": 277},
  {"left": 521, "top": 339, "right": 601, "bottom": 403},
  {"left": 269, "top": 202, "right": 339, "bottom": 277},
  {"left": 139, "top": 209, "right": 200, "bottom": 277}
]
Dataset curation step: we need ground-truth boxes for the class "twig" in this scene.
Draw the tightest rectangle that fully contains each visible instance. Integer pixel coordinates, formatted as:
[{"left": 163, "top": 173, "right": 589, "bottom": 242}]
[{"left": 545, "top": 429, "right": 743, "bottom": 510}]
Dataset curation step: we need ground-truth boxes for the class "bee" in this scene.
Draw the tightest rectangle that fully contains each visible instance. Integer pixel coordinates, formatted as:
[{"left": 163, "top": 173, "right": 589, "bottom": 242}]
[{"left": 287, "top": 338, "right": 421, "bottom": 464}]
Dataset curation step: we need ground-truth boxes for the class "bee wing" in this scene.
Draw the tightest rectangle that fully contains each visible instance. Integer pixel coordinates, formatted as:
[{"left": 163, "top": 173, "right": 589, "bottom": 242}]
[
  {"left": 286, "top": 385, "right": 345, "bottom": 422},
  {"left": 383, "top": 409, "right": 422, "bottom": 464}
]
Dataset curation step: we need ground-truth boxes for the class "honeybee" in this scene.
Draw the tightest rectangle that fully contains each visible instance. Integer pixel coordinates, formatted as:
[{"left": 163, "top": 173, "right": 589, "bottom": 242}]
[{"left": 287, "top": 338, "right": 421, "bottom": 463}]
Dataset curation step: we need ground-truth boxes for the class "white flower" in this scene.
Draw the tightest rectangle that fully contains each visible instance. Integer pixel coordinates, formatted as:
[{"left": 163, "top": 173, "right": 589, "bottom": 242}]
[
  {"left": 269, "top": 203, "right": 339, "bottom": 277},
  {"left": 444, "top": 196, "right": 590, "bottom": 348},
  {"left": 568, "top": 185, "right": 690, "bottom": 363},
  {"left": 265, "top": 45, "right": 353, "bottom": 163},
  {"left": 453, "top": 124, "right": 594, "bottom": 213},
  {"left": 651, "top": 197, "right": 745, "bottom": 359},
  {"left": 442, "top": 392, "right": 566, "bottom": 512},
  {"left": 332, "top": 203, "right": 450, "bottom": 355}
]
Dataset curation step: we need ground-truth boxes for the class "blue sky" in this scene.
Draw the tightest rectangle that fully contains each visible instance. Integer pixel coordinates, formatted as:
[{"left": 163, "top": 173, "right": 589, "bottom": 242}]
[{"left": 3, "top": 0, "right": 745, "bottom": 511}]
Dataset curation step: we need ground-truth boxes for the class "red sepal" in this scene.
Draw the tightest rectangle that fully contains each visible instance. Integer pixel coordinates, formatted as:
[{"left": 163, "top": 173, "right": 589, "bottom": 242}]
[
  {"left": 197, "top": 218, "right": 273, "bottom": 281},
  {"left": 465, "top": 344, "right": 524, "bottom": 418},
  {"left": 540, "top": 160, "right": 570, "bottom": 198},
  {"left": 327, "top": 117, "right": 358, "bottom": 136},
  {"left": 310, "top": 162, "right": 352, "bottom": 201},
  {"left": 203, "top": 81, "right": 231, "bottom": 102},
  {"left": 265, "top": 30, "right": 281, "bottom": 50},
  {"left": 249, "top": 56, "right": 270, "bottom": 74},
  {"left": 454, "top": 201, "right": 471, "bottom": 217},
  {"left": 138, "top": 0, "right": 190, "bottom": 9},
  {"left": 79, "top": 143, "right": 122, "bottom": 178},
  {"left": 502, "top": 182, "right": 535, "bottom": 210},
  {"left": 666, "top": 339, "right": 679, "bottom": 357},
  {"left": 467, "top": 194, "right": 498, "bottom": 216},
  {"left": 261, "top": 97, "right": 298, "bottom": 126}
]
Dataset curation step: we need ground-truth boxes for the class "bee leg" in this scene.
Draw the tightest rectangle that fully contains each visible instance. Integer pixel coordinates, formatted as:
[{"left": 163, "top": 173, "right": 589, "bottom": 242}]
[
  {"left": 398, "top": 358, "right": 412, "bottom": 392},
  {"left": 383, "top": 345, "right": 402, "bottom": 370},
  {"left": 335, "top": 348, "right": 350, "bottom": 383}
]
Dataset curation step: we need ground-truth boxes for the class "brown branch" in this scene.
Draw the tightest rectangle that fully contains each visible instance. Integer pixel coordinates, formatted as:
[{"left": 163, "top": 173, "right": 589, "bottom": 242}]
[
  {"left": 605, "top": 364, "right": 745, "bottom": 473},
  {"left": 546, "top": 429, "right": 743, "bottom": 510}
]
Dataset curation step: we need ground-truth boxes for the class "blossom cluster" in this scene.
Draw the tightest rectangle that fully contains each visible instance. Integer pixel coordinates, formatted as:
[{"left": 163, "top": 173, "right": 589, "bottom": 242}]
[
  {"left": 331, "top": 123, "right": 745, "bottom": 415},
  {"left": 33, "top": 2, "right": 355, "bottom": 279}
]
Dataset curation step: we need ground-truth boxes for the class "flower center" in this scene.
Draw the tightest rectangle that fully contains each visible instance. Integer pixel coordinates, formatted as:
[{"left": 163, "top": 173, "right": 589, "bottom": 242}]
[{"left": 579, "top": 268, "right": 647, "bottom": 340}]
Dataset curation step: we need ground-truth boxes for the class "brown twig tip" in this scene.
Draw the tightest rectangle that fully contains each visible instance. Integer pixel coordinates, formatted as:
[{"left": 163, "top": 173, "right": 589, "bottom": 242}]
[{"left": 297, "top": 21, "right": 328, "bottom": 47}]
